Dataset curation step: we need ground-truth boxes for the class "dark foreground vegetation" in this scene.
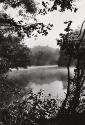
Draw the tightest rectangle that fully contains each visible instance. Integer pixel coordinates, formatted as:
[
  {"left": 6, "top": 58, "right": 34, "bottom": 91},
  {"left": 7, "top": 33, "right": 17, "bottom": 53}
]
[
  {"left": 0, "top": 80, "right": 85, "bottom": 125},
  {"left": 0, "top": 0, "right": 85, "bottom": 125}
]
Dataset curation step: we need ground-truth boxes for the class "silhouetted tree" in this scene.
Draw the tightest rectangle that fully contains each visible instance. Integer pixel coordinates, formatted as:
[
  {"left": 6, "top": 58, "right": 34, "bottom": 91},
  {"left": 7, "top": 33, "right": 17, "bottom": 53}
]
[{"left": 57, "top": 20, "right": 85, "bottom": 116}]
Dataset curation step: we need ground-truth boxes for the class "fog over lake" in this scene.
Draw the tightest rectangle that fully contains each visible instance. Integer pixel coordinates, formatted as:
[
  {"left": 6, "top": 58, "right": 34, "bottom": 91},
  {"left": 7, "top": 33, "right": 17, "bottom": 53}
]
[{"left": 8, "top": 66, "right": 75, "bottom": 100}]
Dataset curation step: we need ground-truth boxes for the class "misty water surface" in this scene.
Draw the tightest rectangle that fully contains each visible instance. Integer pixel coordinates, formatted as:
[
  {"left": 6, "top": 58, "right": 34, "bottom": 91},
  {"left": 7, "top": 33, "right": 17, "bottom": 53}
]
[{"left": 8, "top": 66, "right": 74, "bottom": 100}]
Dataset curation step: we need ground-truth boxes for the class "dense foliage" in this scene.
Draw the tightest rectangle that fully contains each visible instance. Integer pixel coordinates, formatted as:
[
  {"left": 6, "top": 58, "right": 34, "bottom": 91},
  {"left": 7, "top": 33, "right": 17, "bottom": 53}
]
[
  {"left": 0, "top": 33, "right": 31, "bottom": 74},
  {"left": 0, "top": 90, "right": 63, "bottom": 125},
  {"left": 57, "top": 28, "right": 80, "bottom": 67},
  {"left": 57, "top": 21, "right": 85, "bottom": 117}
]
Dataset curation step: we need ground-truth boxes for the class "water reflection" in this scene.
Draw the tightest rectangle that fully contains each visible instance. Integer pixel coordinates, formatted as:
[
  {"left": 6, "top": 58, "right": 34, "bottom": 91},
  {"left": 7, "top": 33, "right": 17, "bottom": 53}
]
[
  {"left": 25, "top": 80, "right": 67, "bottom": 100},
  {"left": 8, "top": 66, "right": 75, "bottom": 100}
]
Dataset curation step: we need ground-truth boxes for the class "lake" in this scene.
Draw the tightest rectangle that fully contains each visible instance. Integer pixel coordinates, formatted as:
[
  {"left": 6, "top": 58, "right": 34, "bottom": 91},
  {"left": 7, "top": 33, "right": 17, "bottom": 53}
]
[{"left": 8, "top": 65, "right": 74, "bottom": 100}]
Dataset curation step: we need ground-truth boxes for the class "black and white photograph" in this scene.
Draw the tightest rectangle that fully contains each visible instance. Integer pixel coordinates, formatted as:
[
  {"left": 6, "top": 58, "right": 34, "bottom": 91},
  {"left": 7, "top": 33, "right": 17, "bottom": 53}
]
[{"left": 0, "top": 0, "right": 85, "bottom": 125}]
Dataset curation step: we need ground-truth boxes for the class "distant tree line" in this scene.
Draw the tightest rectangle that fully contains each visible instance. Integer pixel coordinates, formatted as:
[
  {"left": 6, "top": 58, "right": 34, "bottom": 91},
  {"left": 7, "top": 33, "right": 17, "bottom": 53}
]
[
  {"left": 30, "top": 46, "right": 60, "bottom": 66},
  {"left": 30, "top": 45, "right": 77, "bottom": 67}
]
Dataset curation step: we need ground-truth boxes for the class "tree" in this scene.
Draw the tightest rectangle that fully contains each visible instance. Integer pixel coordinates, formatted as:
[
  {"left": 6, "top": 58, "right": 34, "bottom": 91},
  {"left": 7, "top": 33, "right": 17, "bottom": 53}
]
[
  {"left": 57, "top": 28, "right": 79, "bottom": 67},
  {"left": 30, "top": 46, "right": 59, "bottom": 66},
  {"left": 0, "top": 33, "right": 31, "bottom": 72},
  {"left": 0, "top": 33, "right": 32, "bottom": 107},
  {"left": 0, "top": 0, "right": 38, "bottom": 108},
  {"left": 57, "top": 20, "right": 85, "bottom": 117}
]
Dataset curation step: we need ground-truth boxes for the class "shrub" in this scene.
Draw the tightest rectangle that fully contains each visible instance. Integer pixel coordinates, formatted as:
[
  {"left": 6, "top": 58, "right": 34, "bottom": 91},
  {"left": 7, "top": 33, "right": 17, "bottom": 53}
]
[{"left": 0, "top": 90, "right": 63, "bottom": 125}]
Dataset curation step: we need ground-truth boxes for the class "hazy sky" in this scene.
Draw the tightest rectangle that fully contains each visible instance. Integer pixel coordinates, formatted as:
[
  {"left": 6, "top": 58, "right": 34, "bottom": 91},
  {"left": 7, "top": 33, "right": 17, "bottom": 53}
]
[
  {"left": 23, "top": 0, "right": 85, "bottom": 48},
  {"left": 1, "top": 0, "right": 85, "bottom": 48}
]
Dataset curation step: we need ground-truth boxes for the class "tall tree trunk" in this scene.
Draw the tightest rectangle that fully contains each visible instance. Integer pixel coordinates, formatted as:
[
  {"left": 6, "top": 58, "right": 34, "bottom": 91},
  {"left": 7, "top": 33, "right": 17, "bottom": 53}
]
[
  {"left": 57, "top": 56, "right": 72, "bottom": 115},
  {"left": 58, "top": 56, "right": 85, "bottom": 119}
]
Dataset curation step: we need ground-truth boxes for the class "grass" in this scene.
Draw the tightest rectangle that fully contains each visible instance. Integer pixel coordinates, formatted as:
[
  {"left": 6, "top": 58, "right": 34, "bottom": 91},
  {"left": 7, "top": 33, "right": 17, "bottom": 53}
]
[{"left": 7, "top": 66, "right": 74, "bottom": 89}]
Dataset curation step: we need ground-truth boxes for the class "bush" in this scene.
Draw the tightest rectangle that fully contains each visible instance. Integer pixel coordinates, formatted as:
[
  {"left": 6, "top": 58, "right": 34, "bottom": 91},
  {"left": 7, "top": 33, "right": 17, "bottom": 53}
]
[{"left": 0, "top": 90, "right": 63, "bottom": 125}]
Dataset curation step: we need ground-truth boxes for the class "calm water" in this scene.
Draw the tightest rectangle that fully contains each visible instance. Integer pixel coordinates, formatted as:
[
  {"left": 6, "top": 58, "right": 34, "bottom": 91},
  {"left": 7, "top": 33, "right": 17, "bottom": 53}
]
[
  {"left": 24, "top": 66, "right": 74, "bottom": 100},
  {"left": 25, "top": 80, "right": 67, "bottom": 100},
  {"left": 8, "top": 66, "right": 74, "bottom": 100}
]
